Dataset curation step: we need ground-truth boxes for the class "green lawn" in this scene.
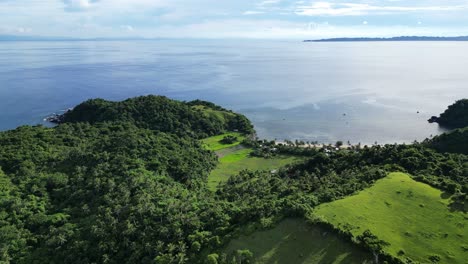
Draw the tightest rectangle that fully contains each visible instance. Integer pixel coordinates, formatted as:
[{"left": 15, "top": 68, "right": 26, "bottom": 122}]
[
  {"left": 208, "top": 148, "right": 300, "bottom": 190},
  {"left": 202, "top": 133, "right": 302, "bottom": 190},
  {"left": 223, "top": 218, "right": 373, "bottom": 264},
  {"left": 201, "top": 132, "right": 246, "bottom": 151},
  {"left": 315, "top": 172, "right": 468, "bottom": 264}
]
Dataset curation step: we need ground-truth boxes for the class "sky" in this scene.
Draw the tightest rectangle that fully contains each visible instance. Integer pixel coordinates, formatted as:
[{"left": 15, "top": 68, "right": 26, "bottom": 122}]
[{"left": 1, "top": 0, "right": 468, "bottom": 39}]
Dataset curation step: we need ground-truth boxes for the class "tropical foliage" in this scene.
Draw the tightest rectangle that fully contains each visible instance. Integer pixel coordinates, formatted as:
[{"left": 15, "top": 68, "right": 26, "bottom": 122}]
[
  {"left": 435, "top": 99, "right": 468, "bottom": 128},
  {"left": 0, "top": 96, "right": 466, "bottom": 263}
]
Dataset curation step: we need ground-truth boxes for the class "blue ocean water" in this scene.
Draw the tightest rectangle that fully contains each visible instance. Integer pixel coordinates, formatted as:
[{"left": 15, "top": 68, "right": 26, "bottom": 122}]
[{"left": 0, "top": 40, "right": 466, "bottom": 144}]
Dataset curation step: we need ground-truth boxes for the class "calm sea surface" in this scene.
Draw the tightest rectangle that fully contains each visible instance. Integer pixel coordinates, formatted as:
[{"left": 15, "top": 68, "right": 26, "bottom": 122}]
[{"left": 0, "top": 40, "right": 466, "bottom": 144}]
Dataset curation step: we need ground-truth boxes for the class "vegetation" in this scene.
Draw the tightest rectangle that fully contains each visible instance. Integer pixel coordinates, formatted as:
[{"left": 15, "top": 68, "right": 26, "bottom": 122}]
[
  {"left": 314, "top": 173, "right": 467, "bottom": 264},
  {"left": 220, "top": 135, "right": 238, "bottom": 145},
  {"left": 208, "top": 148, "right": 300, "bottom": 190},
  {"left": 202, "top": 133, "right": 303, "bottom": 190},
  {"left": 202, "top": 132, "right": 246, "bottom": 151},
  {"left": 0, "top": 95, "right": 467, "bottom": 264},
  {"left": 426, "top": 127, "right": 468, "bottom": 154},
  {"left": 61, "top": 96, "right": 254, "bottom": 138},
  {"left": 0, "top": 123, "right": 223, "bottom": 263},
  {"left": 222, "top": 218, "right": 373, "bottom": 264},
  {"left": 434, "top": 99, "right": 468, "bottom": 128}
]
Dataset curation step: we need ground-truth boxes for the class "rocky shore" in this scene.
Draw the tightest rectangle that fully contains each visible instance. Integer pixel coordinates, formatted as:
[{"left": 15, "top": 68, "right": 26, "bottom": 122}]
[{"left": 44, "top": 108, "right": 72, "bottom": 124}]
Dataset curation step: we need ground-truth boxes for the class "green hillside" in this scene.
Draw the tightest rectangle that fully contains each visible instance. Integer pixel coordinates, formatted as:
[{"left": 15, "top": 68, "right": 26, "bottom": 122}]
[
  {"left": 223, "top": 218, "right": 373, "bottom": 264},
  {"left": 315, "top": 173, "right": 468, "bottom": 264}
]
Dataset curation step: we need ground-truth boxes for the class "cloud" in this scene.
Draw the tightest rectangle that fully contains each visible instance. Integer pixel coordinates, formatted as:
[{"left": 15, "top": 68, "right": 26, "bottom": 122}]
[
  {"left": 2, "top": 0, "right": 468, "bottom": 39},
  {"left": 120, "top": 25, "right": 134, "bottom": 32},
  {"left": 243, "top": 11, "right": 265, "bottom": 15},
  {"left": 258, "top": 0, "right": 281, "bottom": 6},
  {"left": 149, "top": 19, "right": 468, "bottom": 39},
  {"left": 63, "top": 0, "right": 99, "bottom": 12},
  {"left": 295, "top": 2, "right": 468, "bottom": 16}
]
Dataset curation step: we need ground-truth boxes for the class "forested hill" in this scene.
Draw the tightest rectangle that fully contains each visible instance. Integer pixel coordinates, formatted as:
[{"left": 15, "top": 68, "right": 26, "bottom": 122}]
[
  {"left": 0, "top": 96, "right": 254, "bottom": 263},
  {"left": 430, "top": 99, "right": 468, "bottom": 128},
  {"left": 60, "top": 95, "right": 254, "bottom": 138},
  {"left": 0, "top": 96, "right": 466, "bottom": 264}
]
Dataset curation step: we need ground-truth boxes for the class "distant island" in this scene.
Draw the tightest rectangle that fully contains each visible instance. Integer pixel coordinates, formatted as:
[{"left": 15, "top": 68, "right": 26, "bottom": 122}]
[{"left": 305, "top": 36, "right": 468, "bottom": 42}]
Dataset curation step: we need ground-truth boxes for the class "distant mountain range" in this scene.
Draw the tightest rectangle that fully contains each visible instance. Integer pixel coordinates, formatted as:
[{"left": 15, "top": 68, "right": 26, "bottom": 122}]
[{"left": 305, "top": 36, "right": 468, "bottom": 42}]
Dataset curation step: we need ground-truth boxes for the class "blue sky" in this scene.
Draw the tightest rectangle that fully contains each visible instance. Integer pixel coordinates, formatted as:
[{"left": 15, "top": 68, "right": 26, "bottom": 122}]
[{"left": 1, "top": 0, "right": 468, "bottom": 38}]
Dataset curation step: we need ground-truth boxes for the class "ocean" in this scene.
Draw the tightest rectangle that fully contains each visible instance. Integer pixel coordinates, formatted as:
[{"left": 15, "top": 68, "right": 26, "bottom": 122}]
[{"left": 0, "top": 39, "right": 466, "bottom": 144}]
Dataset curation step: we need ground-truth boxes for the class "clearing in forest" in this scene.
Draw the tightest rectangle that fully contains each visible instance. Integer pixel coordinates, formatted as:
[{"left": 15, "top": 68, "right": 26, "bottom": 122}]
[{"left": 202, "top": 133, "right": 301, "bottom": 190}]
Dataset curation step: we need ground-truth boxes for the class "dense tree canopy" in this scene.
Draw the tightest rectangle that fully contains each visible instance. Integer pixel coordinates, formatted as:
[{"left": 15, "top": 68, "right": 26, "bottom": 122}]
[
  {"left": 426, "top": 127, "right": 468, "bottom": 155},
  {"left": 434, "top": 99, "right": 468, "bottom": 128},
  {"left": 60, "top": 96, "right": 254, "bottom": 138},
  {"left": 0, "top": 96, "right": 466, "bottom": 264}
]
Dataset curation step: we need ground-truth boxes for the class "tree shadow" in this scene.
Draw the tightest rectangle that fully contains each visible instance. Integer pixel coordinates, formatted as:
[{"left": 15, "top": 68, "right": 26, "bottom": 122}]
[
  {"left": 440, "top": 191, "right": 452, "bottom": 200},
  {"left": 448, "top": 200, "right": 467, "bottom": 213},
  {"left": 263, "top": 221, "right": 372, "bottom": 264}
]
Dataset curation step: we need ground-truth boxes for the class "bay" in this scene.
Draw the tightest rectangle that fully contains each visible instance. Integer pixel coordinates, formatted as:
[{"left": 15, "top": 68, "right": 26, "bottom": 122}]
[{"left": 1, "top": 39, "right": 466, "bottom": 144}]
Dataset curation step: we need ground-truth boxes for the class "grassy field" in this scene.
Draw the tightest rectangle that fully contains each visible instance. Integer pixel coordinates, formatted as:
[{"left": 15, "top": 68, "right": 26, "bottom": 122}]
[
  {"left": 223, "top": 218, "right": 373, "bottom": 264},
  {"left": 202, "top": 133, "right": 303, "bottom": 190},
  {"left": 315, "top": 172, "right": 468, "bottom": 264},
  {"left": 201, "top": 132, "right": 246, "bottom": 151},
  {"left": 208, "top": 147, "right": 300, "bottom": 190}
]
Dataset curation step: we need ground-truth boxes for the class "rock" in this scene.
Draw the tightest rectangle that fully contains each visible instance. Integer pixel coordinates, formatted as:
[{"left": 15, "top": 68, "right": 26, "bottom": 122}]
[
  {"left": 45, "top": 109, "right": 72, "bottom": 124},
  {"left": 428, "top": 116, "right": 439, "bottom": 123}
]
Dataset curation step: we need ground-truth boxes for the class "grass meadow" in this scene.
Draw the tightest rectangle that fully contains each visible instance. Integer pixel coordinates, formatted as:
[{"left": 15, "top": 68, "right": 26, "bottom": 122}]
[
  {"left": 201, "top": 132, "right": 246, "bottom": 151},
  {"left": 223, "top": 218, "right": 373, "bottom": 264},
  {"left": 315, "top": 172, "right": 468, "bottom": 264},
  {"left": 202, "top": 133, "right": 302, "bottom": 190}
]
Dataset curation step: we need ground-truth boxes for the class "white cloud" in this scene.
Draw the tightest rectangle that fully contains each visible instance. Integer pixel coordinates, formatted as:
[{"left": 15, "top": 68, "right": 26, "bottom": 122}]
[
  {"left": 258, "top": 0, "right": 282, "bottom": 7},
  {"left": 295, "top": 2, "right": 468, "bottom": 16},
  {"left": 63, "top": 0, "right": 98, "bottom": 12},
  {"left": 243, "top": 10, "right": 265, "bottom": 15},
  {"left": 1, "top": 0, "right": 468, "bottom": 38}
]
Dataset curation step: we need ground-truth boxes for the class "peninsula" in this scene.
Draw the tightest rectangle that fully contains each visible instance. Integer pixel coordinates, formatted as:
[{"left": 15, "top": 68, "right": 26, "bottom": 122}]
[{"left": 305, "top": 36, "right": 468, "bottom": 42}]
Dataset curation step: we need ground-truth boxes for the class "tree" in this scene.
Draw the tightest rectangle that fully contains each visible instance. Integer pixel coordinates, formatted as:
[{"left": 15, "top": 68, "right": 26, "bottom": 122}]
[
  {"left": 357, "top": 230, "right": 390, "bottom": 263},
  {"left": 207, "top": 253, "right": 219, "bottom": 264},
  {"left": 335, "top": 141, "right": 344, "bottom": 148},
  {"left": 221, "top": 135, "right": 238, "bottom": 144},
  {"left": 235, "top": 249, "right": 253, "bottom": 264}
]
